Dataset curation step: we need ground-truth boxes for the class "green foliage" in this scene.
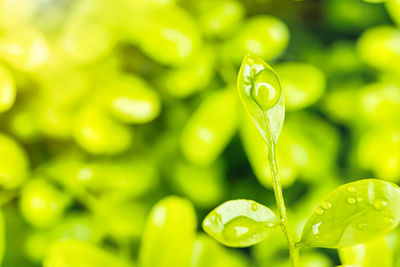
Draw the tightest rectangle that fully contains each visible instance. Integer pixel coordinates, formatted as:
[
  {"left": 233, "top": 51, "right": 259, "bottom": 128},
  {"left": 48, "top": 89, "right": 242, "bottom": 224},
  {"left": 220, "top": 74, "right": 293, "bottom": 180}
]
[
  {"left": 0, "top": 210, "right": 4, "bottom": 266},
  {"left": 1, "top": 1, "right": 400, "bottom": 266},
  {"left": 99, "top": 74, "right": 161, "bottom": 124},
  {"left": 273, "top": 62, "right": 326, "bottom": 111},
  {"left": 357, "top": 25, "right": 400, "bottom": 72},
  {"left": 205, "top": 54, "right": 400, "bottom": 267},
  {"left": 301, "top": 179, "right": 400, "bottom": 248},
  {"left": 139, "top": 196, "right": 197, "bottom": 267},
  {"left": 339, "top": 236, "right": 393, "bottom": 267},
  {"left": 180, "top": 88, "right": 239, "bottom": 165},
  {"left": 0, "top": 133, "right": 29, "bottom": 189},
  {"left": 19, "top": 178, "right": 70, "bottom": 228},
  {"left": 227, "top": 16, "right": 289, "bottom": 63},
  {"left": 0, "top": 65, "right": 15, "bottom": 113},
  {"left": 191, "top": 234, "right": 248, "bottom": 267},
  {"left": 43, "top": 240, "right": 133, "bottom": 267}
]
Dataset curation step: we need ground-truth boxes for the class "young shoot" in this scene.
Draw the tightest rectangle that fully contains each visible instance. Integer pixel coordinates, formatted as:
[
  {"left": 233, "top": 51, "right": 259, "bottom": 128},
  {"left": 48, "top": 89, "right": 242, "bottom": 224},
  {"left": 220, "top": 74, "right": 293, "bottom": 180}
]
[{"left": 202, "top": 54, "right": 400, "bottom": 267}]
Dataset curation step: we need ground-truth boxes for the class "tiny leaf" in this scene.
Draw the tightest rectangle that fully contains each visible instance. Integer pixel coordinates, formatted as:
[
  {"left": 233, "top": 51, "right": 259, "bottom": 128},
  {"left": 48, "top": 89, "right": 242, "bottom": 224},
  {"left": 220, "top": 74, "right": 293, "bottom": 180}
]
[
  {"left": 237, "top": 53, "right": 284, "bottom": 145},
  {"left": 202, "top": 199, "right": 278, "bottom": 247},
  {"left": 300, "top": 179, "right": 400, "bottom": 248}
]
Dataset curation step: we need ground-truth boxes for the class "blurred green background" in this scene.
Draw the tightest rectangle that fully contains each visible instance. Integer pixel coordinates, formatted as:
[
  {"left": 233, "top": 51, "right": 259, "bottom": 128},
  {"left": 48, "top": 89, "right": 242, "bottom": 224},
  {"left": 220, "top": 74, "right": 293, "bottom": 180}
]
[{"left": 0, "top": 0, "right": 400, "bottom": 266}]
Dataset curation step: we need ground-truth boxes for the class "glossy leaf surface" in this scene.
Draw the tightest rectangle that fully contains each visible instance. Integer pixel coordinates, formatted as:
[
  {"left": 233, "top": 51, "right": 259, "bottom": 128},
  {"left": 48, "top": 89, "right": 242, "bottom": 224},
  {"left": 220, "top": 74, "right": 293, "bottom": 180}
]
[
  {"left": 237, "top": 54, "right": 284, "bottom": 146},
  {"left": 203, "top": 199, "right": 277, "bottom": 247},
  {"left": 301, "top": 179, "right": 400, "bottom": 248}
]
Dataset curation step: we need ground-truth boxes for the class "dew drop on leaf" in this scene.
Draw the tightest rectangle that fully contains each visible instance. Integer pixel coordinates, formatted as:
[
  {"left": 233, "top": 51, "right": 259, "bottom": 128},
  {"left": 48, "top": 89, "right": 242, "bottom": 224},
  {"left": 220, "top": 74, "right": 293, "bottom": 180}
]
[
  {"left": 347, "top": 197, "right": 356, "bottom": 205},
  {"left": 237, "top": 54, "right": 285, "bottom": 146},
  {"left": 347, "top": 187, "right": 356, "bottom": 193},
  {"left": 321, "top": 202, "right": 332, "bottom": 210},
  {"left": 373, "top": 199, "right": 388, "bottom": 210},
  {"left": 251, "top": 203, "right": 258, "bottom": 211},
  {"left": 384, "top": 217, "right": 394, "bottom": 225},
  {"left": 301, "top": 179, "right": 400, "bottom": 248},
  {"left": 223, "top": 216, "right": 253, "bottom": 240}
]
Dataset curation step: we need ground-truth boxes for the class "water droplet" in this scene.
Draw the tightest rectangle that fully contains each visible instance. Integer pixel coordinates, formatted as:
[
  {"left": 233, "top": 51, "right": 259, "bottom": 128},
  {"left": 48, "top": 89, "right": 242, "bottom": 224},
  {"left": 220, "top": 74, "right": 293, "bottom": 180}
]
[
  {"left": 358, "top": 223, "right": 367, "bottom": 229},
  {"left": 384, "top": 217, "right": 394, "bottom": 224},
  {"left": 347, "top": 187, "right": 356, "bottom": 193},
  {"left": 321, "top": 202, "right": 332, "bottom": 209},
  {"left": 316, "top": 208, "right": 324, "bottom": 215},
  {"left": 251, "top": 203, "right": 258, "bottom": 211},
  {"left": 347, "top": 197, "right": 356, "bottom": 204},
  {"left": 357, "top": 197, "right": 364, "bottom": 203},
  {"left": 373, "top": 199, "right": 388, "bottom": 210},
  {"left": 251, "top": 70, "right": 281, "bottom": 111},
  {"left": 312, "top": 222, "right": 322, "bottom": 235},
  {"left": 247, "top": 57, "right": 254, "bottom": 65},
  {"left": 223, "top": 216, "right": 253, "bottom": 240}
]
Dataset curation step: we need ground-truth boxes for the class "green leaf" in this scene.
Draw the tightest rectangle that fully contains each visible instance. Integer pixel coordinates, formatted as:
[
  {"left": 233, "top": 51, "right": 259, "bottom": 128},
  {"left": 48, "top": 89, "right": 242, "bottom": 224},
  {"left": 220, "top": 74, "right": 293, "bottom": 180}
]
[
  {"left": 202, "top": 199, "right": 278, "bottom": 247},
  {"left": 237, "top": 53, "right": 284, "bottom": 146},
  {"left": 43, "top": 240, "right": 133, "bottom": 267},
  {"left": 339, "top": 236, "right": 393, "bottom": 267},
  {"left": 300, "top": 179, "right": 400, "bottom": 248},
  {"left": 191, "top": 234, "right": 248, "bottom": 267},
  {"left": 139, "top": 196, "right": 197, "bottom": 267}
]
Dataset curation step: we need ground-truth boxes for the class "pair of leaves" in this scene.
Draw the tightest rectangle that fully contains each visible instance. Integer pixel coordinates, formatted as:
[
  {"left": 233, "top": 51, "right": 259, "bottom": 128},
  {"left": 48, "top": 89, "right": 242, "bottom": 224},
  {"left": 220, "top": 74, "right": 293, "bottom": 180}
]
[
  {"left": 203, "top": 55, "right": 400, "bottom": 249},
  {"left": 203, "top": 179, "right": 400, "bottom": 249}
]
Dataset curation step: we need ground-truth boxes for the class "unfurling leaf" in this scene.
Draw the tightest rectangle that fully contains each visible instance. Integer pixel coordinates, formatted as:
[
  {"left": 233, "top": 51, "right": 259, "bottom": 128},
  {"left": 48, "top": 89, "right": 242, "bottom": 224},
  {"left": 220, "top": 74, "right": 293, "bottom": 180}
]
[
  {"left": 300, "top": 179, "right": 400, "bottom": 248},
  {"left": 202, "top": 199, "right": 278, "bottom": 247},
  {"left": 237, "top": 53, "right": 284, "bottom": 146}
]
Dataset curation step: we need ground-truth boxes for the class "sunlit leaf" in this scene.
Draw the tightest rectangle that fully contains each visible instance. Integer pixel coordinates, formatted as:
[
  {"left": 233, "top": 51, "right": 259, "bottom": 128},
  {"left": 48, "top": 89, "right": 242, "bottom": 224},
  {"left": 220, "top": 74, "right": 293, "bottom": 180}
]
[
  {"left": 237, "top": 53, "right": 284, "bottom": 146},
  {"left": 301, "top": 179, "right": 400, "bottom": 248},
  {"left": 139, "top": 196, "right": 197, "bottom": 267},
  {"left": 191, "top": 234, "right": 248, "bottom": 267},
  {"left": 43, "top": 240, "right": 133, "bottom": 267},
  {"left": 0, "top": 133, "right": 29, "bottom": 189},
  {"left": 203, "top": 199, "right": 278, "bottom": 247},
  {"left": 339, "top": 235, "right": 393, "bottom": 267},
  {"left": 180, "top": 88, "right": 239, "bottom": 166},
  {"left": 0, "top": 65, "right": 15, "bottom": 113}
]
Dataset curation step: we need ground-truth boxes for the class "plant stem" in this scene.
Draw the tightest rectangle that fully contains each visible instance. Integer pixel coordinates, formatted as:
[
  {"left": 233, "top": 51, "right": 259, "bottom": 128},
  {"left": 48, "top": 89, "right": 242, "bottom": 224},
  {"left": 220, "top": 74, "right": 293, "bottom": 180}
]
[{"left": 268, "top": 143, "right": 299, "bottom": 267}]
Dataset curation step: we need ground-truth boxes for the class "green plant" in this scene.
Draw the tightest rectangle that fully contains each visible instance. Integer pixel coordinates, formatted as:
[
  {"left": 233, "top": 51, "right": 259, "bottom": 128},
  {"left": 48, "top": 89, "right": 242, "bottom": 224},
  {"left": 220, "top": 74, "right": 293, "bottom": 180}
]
[{"left": 202, "top": 54, "right": 400, "bottom": 267}]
